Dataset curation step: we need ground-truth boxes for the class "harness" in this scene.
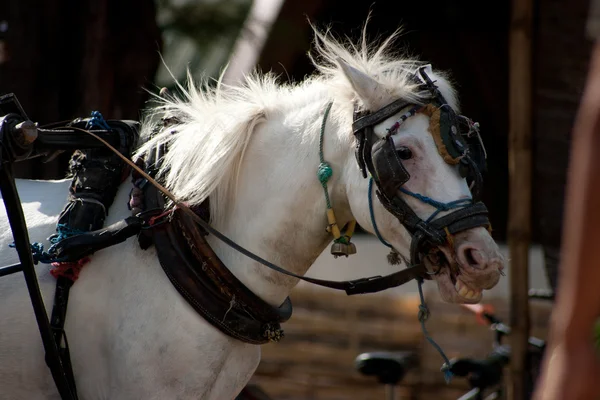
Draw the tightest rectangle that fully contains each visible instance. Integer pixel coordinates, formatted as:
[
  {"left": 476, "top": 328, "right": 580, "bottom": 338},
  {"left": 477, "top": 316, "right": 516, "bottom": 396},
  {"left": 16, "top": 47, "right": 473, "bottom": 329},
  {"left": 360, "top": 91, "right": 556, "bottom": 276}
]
[
  {"left": 352, "top": 65, "right": 490, "bottom": 270},
  {"left": 0, "top": 65, "right": 491, "bottom": 398}
]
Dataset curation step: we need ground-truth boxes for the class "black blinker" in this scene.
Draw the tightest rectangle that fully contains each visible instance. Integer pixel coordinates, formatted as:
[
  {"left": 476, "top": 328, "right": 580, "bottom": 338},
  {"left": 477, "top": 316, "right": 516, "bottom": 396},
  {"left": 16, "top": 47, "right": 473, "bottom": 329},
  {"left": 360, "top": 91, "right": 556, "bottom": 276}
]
[{"left": 371, "top": 136, "right": 410, "bottom": 199}]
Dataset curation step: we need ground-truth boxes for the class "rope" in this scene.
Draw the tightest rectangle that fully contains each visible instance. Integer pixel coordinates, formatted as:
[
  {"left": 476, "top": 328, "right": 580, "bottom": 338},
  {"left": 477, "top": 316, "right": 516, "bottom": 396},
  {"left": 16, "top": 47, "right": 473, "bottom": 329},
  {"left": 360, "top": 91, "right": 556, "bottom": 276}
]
[
  {"left": 48, "top": 224, "right": 87, "bottom": 245},
  {"left": 368, "top": 179, "right": 453, "bottom": 383},
  {"left": 398, "top": 187, "right": 472, "bottom": 223},
  {"left": 8, "top": 209, "right": 91, "bottom": 265},
  {"left": 399, "top": 187, "right": 471, "bottom": 211},
  {"left": 417, "top": 278, "right": 453, "bottom": 383},
  {"left": 9, "top": 242, "right": 63, "bottom": 264},
  {"left": 368, "top": 178, "right": 393, "bottom": 249},
  {"left": 370, "top": 180, "right": 466, "bottom": 384},
  {"left": 316, "top": 101, "right": 354, "bottom": 246},
  {"left": 317, "top": 102, "right": 334, "bottom": 209}
]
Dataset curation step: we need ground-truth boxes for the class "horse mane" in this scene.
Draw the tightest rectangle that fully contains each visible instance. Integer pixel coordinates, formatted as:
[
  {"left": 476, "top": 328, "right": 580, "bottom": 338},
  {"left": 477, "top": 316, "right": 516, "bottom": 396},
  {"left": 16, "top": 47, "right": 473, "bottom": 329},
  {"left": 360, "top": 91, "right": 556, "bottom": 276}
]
[
  {"left": 134, "top": 22, "right": 458, "bottom": 220},
  {"left": 135, "top": 70, "right": 277, "bottom": 219},
  {"left": 307, "top": 22, "right": 458, "bottom": 112}
]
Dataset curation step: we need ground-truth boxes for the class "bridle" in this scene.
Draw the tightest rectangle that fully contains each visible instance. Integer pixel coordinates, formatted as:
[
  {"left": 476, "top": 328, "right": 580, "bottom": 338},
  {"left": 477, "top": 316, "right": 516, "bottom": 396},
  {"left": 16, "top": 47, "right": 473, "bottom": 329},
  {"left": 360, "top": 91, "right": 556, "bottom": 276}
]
[{"left": 352, "top": 65, "right": 490, "bottom": 272}]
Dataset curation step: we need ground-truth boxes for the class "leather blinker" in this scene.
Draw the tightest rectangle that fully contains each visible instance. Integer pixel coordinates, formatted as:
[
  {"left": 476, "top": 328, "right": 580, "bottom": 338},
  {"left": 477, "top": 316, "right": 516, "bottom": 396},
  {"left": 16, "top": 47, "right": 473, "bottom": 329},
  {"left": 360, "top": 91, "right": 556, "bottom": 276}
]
[{"left": 371, "top": 136, "right": 410, "bottom": 200}]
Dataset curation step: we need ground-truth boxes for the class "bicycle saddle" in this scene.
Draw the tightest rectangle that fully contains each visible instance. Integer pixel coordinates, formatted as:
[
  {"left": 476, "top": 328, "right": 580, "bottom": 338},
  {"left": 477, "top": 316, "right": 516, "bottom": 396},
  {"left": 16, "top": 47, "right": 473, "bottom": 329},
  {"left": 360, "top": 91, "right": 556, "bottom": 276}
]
[
  {"left": 449, "top": 345, "right": 510, "bottom": 389},
  {"left": 354, "top": 351, "right": 418, "bottom": 385}
]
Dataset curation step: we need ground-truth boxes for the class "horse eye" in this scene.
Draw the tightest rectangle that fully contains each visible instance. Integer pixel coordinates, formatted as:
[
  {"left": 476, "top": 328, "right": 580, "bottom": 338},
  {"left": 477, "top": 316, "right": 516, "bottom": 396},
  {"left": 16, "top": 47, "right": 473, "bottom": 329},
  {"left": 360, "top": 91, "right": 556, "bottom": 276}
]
[{"left": 397, "top": 146, "right": 413, "bottom": 160}]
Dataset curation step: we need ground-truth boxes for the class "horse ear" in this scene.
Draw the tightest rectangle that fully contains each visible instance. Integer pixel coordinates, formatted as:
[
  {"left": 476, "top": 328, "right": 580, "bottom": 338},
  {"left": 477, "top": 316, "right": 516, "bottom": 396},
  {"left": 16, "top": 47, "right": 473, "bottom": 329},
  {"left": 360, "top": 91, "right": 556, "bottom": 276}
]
[{"left": 336, "top": 58, "right": 384, "bottom": 110}]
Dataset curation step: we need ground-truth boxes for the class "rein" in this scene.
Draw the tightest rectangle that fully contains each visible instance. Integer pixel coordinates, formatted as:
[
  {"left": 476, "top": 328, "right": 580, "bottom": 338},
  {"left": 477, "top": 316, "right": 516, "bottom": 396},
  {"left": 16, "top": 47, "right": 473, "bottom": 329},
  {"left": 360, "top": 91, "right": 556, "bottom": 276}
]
[{"left": 42, "top": 121, "right": 428, "bottom": 295}]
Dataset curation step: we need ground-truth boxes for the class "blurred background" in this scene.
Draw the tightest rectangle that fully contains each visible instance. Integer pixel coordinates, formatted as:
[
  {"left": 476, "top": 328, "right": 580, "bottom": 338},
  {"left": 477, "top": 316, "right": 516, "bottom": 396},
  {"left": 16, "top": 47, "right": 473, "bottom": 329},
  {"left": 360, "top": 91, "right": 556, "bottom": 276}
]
[{"left": 0, "top": 0, "right": 592, "bottom": 398}]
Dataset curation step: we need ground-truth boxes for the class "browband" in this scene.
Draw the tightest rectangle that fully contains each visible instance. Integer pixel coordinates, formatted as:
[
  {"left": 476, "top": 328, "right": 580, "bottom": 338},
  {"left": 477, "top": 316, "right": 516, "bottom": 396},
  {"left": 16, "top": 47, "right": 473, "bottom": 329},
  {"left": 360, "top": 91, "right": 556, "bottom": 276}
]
[{"left": 353, "top": 98, "right": 415, "bottom": 134}]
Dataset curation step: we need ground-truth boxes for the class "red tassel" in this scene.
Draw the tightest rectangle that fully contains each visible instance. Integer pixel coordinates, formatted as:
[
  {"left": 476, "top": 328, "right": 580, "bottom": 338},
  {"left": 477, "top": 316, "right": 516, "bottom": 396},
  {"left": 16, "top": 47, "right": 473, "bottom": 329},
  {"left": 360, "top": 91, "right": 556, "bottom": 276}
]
[{"left": 50, "top": 257, "right": 90, "bottom": 282}]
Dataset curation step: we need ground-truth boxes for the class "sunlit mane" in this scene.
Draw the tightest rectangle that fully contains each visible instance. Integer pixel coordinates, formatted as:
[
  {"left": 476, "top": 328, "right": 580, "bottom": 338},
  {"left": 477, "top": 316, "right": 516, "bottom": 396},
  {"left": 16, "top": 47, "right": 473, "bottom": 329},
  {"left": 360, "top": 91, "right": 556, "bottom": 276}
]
[
  {"left": 134, "top": 23, "right": 459, "bottom": 221},
  {"left": 308, "top": 25, "right": 458, "bottom": 112}
]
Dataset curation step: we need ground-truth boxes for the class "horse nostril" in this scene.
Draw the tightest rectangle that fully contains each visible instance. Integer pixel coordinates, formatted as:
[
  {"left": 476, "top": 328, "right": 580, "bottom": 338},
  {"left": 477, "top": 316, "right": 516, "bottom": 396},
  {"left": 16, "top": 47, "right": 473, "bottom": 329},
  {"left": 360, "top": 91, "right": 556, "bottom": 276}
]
[{"left": 459, "top": 246, "right": 486, "bottom": 269}]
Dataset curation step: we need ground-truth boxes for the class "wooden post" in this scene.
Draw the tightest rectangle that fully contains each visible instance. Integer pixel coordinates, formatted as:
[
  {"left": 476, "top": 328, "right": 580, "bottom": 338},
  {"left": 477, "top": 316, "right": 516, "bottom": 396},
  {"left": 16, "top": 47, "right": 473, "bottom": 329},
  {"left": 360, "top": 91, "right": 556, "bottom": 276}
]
[{"left": 508, "top": 0, "right": 533, "bottom": 399}]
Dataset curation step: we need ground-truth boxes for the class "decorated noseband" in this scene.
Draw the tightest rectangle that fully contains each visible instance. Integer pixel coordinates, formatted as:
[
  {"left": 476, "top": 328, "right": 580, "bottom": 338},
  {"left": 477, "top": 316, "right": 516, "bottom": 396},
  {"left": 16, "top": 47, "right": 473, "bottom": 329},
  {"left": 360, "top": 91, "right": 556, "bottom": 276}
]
[{"left": 352, "top": 65, "right": 490, "bottom": 269}]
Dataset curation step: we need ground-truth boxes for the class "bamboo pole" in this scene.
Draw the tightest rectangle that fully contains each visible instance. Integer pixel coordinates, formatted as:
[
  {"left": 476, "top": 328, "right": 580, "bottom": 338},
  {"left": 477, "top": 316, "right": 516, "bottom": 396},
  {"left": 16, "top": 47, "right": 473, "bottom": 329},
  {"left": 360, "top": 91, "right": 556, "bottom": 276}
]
[
  {"left": 507, "top": 0, "right": 534, "bottom": 398},
  {"left": 221, "top": 0, "right": 286, "bottom": 85}
]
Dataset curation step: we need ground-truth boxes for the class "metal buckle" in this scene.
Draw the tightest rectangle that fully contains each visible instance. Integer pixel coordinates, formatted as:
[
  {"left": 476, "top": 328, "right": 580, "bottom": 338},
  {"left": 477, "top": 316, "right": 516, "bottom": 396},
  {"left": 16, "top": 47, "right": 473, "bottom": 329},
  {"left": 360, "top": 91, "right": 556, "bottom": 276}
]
[{"left": 462, "top": 116, "right": 487, "bottom": 160}]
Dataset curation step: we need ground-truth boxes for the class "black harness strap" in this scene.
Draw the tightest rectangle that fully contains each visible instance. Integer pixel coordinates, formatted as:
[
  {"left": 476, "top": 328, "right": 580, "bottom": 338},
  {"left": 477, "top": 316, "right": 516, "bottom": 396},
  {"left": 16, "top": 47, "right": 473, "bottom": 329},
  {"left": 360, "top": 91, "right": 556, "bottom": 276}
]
[
  {"left": 353, "top": 98, "right": 413, "bottom": 133},
  {"left": 48, "top": 217, "right": 145, "bottom": 262},
  {"left": 48, "top": 277, "right": 77, "bottom": 395},
  {"left": 179, "top": 208, "right": 428, "bottom": 295}
]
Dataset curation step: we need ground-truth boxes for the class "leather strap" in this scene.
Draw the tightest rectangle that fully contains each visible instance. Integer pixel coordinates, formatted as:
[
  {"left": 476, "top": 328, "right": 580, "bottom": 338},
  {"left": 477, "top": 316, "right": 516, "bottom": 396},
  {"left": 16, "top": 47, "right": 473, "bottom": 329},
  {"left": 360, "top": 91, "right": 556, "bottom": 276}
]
[
  {"left": 36, "top": 128, "right": 122, "bottom": 150},
  {"left": 409, "top": 203, "right": 491, "bottom": 267},
  {"left": 175, "top": 209, "right": 292, "bottom": 323},
  {"left": 173, "top": 204, "right": 429, "bottom": 295},
  {"left": 353, "top": 99, "right": 413, "bottom": 134},
  {"left": 430, "top": 202, "right": 490, "bottom": 234},
  {"left": 47, "top": 208, "right": 429, "bottom": 300},
  {"left": 151, "top": 211, "right": 290, "bottom": 344},
  {"left": 48, "top": 217, "right": 145, "bottom": 262}
]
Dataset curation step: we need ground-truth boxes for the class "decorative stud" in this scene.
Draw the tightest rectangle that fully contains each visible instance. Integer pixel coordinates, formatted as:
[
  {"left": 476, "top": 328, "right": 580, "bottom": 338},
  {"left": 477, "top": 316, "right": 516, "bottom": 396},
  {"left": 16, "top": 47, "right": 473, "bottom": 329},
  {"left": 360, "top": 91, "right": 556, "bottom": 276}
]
[{"left": 263, "top": 324, "right": 284, "bottom": 342}]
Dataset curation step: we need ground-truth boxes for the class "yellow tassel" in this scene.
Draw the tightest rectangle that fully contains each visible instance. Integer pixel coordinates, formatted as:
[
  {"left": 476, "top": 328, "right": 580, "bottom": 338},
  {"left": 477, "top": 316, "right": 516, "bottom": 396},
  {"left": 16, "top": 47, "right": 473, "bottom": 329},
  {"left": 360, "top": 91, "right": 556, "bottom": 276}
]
[
  {"left": 343, "top": 220, "right": 358, "bottom": 255},
  {"left": 326, "top": 208, "right": 341, "bottom": 239},
  {"left": 344, "top": 220, "right": 357, "bottom": 240}
]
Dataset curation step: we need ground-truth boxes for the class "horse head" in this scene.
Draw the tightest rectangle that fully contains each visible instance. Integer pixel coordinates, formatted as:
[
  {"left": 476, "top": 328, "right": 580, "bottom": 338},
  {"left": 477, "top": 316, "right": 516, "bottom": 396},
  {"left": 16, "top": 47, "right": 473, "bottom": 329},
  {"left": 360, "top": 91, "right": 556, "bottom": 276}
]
[{"left": 321, "top": 43, "right": 505, "bottom": 304}]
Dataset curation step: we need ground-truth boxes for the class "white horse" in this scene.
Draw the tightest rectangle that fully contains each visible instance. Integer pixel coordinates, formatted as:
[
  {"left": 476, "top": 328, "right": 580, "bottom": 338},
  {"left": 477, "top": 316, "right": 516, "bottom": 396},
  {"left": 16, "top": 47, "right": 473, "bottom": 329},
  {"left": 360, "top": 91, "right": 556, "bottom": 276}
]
[{"left": 0, "top": 26, "right": 504, "bottom": 399}]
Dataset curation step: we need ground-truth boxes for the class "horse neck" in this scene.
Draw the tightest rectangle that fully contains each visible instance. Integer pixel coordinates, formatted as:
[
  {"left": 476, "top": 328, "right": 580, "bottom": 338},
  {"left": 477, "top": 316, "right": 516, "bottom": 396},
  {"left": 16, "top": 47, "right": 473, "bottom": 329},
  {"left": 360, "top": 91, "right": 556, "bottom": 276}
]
[{"left": 206, "top": 98, "right": 355, "bottom": 307}]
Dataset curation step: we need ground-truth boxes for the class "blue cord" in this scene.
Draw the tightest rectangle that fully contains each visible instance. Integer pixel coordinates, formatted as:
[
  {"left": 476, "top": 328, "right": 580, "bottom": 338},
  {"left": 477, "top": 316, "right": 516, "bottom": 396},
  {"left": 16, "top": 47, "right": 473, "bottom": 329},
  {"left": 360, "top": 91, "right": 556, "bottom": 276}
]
[
  {"left": 48, "top": 224, "right": 86, "bottom": 244},
  {"left": 417, "top": 278, "right": 453, "bottom": 383},
  {"left": 47, "top": 223, "right": 87, "bottom": 254},
  {"left": 368, "top": 178, "right": 393, "bottom": 249},
  {"left": 399, "top": 187, "right": 472, "bottom": 223},
  {"left": 400, "top": 187, "right": 471, "bottom": 212},
  {"left": 369, "top": 179, "right": 473, "bottom": 236},
  {"left": 85, "top": 110, "right": 111, "bottom": 130},
  {"left": 369, "top": 178, "right": 463, "bottom": 384},
  {"left": 9, "top": 221, "right": 87, "bottom": 265},
  {"left": 8, "top": 242, "right": 64, "bottom": 264}
]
